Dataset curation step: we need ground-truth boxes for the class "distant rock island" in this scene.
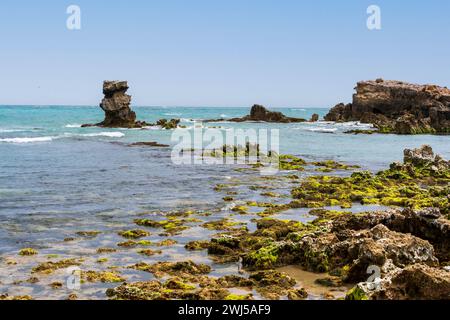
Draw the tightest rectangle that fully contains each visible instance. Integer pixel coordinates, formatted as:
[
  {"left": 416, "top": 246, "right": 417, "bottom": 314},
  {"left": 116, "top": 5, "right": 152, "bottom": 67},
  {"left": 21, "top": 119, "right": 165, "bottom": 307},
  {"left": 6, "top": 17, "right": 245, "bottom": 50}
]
[
  {"left": 82, "top": 81, "right": 149, "bottom": 128},
  {"left": 206, "top": 104, "right": 306, "bottom": 123},
  {"left": 325, "top": 79, "right": 450, "bottom": 134}
]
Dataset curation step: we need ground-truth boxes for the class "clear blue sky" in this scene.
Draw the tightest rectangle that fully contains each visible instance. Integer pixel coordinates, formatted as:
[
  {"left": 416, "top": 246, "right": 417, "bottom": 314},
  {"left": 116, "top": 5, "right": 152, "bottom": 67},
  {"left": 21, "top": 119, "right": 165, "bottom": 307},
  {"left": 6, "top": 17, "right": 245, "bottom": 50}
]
[{"left": 1, "top": 0, "right": 449, "bottom": 107}]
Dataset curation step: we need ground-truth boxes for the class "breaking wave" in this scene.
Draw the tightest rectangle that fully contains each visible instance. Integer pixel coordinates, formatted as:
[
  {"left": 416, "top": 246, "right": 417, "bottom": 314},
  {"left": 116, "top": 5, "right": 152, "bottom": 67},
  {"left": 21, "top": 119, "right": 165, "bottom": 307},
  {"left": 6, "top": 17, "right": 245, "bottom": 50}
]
[{"left": 0, "top": 136, "right": 55, "bottom": 143}]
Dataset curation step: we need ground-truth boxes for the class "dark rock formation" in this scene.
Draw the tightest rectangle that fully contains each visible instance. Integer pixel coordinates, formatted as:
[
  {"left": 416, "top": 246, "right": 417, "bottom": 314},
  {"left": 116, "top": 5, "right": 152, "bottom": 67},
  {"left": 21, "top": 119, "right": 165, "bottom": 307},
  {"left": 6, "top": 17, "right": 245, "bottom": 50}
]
[
  {"left": 310, "top": 114, "right": 320, "bottom": 122},
  {"left": 83, "top": 81, "right": 149, "bottom": 128},
  {"left": 325, "top": 79, "right": 450, "bottom": 134},
  {"left": 206, "top": 105, "right": 306, "bottom": 123}
]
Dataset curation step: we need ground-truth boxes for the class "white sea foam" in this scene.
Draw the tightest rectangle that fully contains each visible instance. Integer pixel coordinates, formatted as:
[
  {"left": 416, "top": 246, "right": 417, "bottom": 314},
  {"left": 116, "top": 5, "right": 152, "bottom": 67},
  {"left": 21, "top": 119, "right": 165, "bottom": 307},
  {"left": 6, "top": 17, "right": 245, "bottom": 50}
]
[
  {"left": 65, "top": 124, "right": 82, "bottom": 128},
  {"left": 0, "top": 136, "right": 54, "bottom": 143},
  {"left": 308, "top": 128, "right": 337, "bottom": 133},
  {"left": 142, "top": 125, "right": 161, "bottom": 130},
  {"left": 82, "top": 132, "right": 125, "bottom": 138},
  {"left": 335, "top": 121, "right": 374, "bottom": 128},
  {"left": 181, "top": 118, "right": 197, "bottom": 123}
]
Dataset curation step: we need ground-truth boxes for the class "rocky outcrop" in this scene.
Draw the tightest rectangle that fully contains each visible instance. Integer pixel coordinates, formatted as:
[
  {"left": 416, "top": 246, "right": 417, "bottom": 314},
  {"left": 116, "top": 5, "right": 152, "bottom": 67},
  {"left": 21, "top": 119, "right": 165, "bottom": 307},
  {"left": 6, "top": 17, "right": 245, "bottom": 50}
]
[
  {"left": 332, "top": 207, "right": 450, "bottom": 262},
  {"left": 310, "top": 114, "right": 320, "bottom": 122},
  {"left": 403, "top": 145, "right": 450, "bottom": 171},
  {"left": 206, "top": 105, "right": 306, "bottom": 123},
  {"left": 297, "top": 223, "right": 438, "bottom": 282},
  {"left": 157, "top": 119, "right": 181, "bottom": 130},
  {"left": 83, "top": 81, "right": 149, "bottom": 128},
  {"left": 325, "top": 79, "right": 450, "bottom": 134},
  {"left": 348, "top": 264, "right": 450, "bottom": 300}
]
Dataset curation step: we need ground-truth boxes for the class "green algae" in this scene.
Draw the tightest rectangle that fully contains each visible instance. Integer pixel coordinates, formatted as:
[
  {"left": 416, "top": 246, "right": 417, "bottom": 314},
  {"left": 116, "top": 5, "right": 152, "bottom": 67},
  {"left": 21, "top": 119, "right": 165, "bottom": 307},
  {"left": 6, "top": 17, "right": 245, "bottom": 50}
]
[
  {"left": 156, "top": 239, "right": 178, "bottom": 247},
  {"left": 106, "top": 280, "right": 231, "bottom": 300},
  {"left": 129, "top": 260, "right": 211, "bottom": 279},
  {"left": 345, "top": 286, "right": 369, "bottom": 300},
  {"left": 82, "top": 270, "right": 125, "bottom": 283},
  {"left": 134, "top": 218, "right": 190, "bottom": 235},
  {"left": 291, "top": 166, "right": 449, "bottom": 212},
  {"left": 117, "top": 240, "right": 153, "bottom": 247},
  {"left": 244, "top": 244, "right": 279, "bottom": 269},
  {"left": 278, "top": 155, "right": 306, "bottom": 171},
  {"left": 312, "top": 160, "right": 360, "bottom": 171},
  {"left": 287, "top": 288, "right": 308, "bottom": 300},
  {"left": 185, "top": 240, "right": 210, "bottom": 251},
  {"left": 224, "top": 294, "right": 253, "bottom": 300},
  {"left": 18, "top": 248, "right": 38, "bottom": 256},
  {"left": 202, "top": 219, "right": 246, "bottom": 231},
  {"left": 32, "top": 259, "right": 81, "bottom": 274},
  {"left": 118, "top": 229, "right": 150, "bottom": 239},
  {"left": 164, "top": 278, "right": 196, "bottom": 291},
  {"left": 97, "top": 248, "right": 117, "bottom": 254}
]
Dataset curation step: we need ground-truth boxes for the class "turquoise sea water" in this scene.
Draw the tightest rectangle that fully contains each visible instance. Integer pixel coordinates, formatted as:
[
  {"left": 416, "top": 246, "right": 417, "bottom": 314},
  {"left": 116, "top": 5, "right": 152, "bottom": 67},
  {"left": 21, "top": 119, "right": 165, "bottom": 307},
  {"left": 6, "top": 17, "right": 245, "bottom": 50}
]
[
  {"left": 1, "top": 105, "right": 449, "bottom": 251},
  {"left": 0, "top": 105, "right": 449, "bottom": 299}
]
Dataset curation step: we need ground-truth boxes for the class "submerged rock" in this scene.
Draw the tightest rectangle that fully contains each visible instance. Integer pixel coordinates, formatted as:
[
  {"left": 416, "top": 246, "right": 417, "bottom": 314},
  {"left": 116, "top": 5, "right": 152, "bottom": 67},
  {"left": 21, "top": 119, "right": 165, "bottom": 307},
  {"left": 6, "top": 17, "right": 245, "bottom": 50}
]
[
  {"left": 129, "top": 141, "right": 169, "bottom": 147},
  {"left": 157, "top": 119, "right": 181, "bottom": 129},
  {"left": 82, "top": 81, "right": 149, "bottom": 128},
  {"left": 325, "top": 80, "right": 450, "bottom": 134}
]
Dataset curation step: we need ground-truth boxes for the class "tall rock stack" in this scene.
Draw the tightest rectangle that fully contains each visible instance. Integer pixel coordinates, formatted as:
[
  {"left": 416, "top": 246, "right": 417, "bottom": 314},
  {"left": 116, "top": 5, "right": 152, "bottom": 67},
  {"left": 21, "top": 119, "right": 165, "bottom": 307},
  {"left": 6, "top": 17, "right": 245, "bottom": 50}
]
[{"left": 83, "top": 81, "right": 148, "bottom": 128}]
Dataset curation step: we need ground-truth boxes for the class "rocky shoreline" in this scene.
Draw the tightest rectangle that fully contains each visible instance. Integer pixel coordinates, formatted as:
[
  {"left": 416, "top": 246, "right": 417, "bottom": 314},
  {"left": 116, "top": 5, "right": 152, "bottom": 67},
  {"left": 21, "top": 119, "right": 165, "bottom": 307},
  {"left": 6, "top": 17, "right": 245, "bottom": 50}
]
[
  {"left": 1, "top": 144, "right": 448, "bottom": 300},
  {"left": 325, "top": 79, "right": 450, "bottom": 134}
]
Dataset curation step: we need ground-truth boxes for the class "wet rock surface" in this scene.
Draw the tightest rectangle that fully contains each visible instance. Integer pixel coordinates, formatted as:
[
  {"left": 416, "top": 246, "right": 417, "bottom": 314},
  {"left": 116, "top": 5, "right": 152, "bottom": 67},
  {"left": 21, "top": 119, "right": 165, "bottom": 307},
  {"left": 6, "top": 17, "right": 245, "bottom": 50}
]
[
  {"left": 1, "top": 146, "right": 448, "bottom": 300},
  {"left": 325, "top": 79, "right": 450, "bottom": 134}
]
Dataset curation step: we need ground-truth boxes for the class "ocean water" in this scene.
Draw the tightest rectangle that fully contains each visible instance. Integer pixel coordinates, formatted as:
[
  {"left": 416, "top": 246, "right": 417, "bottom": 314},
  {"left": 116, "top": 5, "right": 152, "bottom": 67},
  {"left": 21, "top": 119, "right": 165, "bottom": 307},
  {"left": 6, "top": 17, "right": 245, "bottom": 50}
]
[{"left": 0, "top": 105, "right": 449, "bottom": 299}]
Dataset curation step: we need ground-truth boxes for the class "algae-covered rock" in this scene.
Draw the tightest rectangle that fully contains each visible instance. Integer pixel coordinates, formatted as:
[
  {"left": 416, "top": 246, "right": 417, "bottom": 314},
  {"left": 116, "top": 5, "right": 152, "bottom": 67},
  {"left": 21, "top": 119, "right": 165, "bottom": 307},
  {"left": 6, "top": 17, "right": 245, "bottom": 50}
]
[
  {"left": 82, "top": 270, "right": 125, "bottom": 283},
  {"left": 18, "top": 248, "right": 38, "bottom": 256},
  {"left": 32, "top": 259, "right": 82, "bottom": 274},
  {"left": 129, "top": 260, "right": 211, "bottom": 280},
  {"left": 118, "top": 229, "right": 150, "bottom": 239}
]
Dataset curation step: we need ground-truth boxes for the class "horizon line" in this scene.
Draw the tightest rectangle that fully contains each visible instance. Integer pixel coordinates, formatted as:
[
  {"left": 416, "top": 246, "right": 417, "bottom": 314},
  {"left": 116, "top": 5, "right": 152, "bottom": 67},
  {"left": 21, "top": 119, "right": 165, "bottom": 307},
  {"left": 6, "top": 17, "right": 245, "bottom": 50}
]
[{"left": 0, "top": 104, "right": 333, "bottom": 109}]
